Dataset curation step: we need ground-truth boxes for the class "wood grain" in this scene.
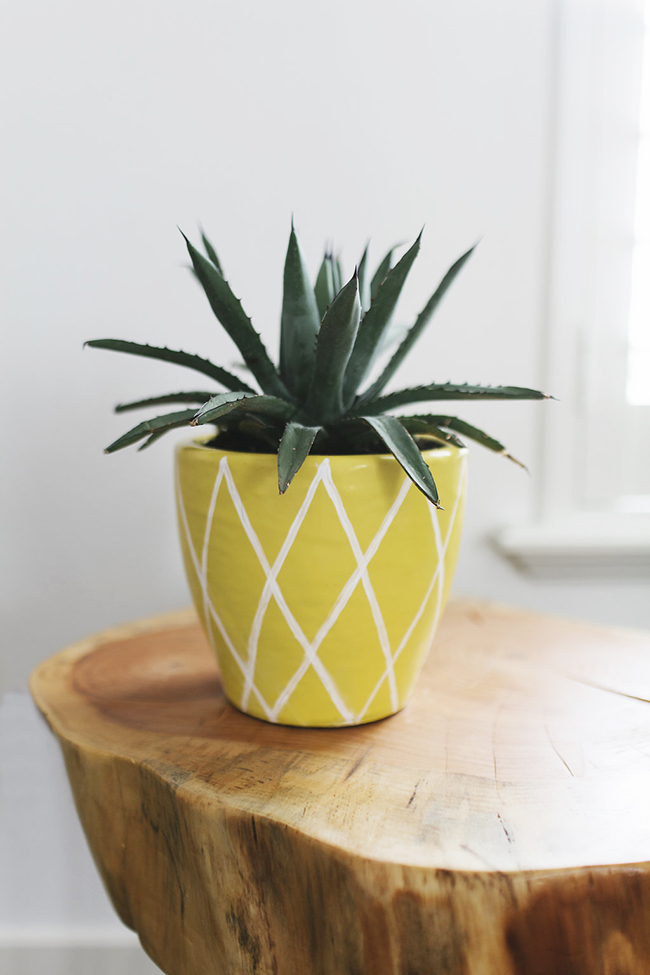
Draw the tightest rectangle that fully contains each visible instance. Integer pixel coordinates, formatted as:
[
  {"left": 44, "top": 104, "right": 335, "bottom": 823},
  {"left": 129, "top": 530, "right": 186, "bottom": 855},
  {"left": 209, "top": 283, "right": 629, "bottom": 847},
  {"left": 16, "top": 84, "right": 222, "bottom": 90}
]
[{"left": 30, "top": 600, "right": 650, "bottom": 975}]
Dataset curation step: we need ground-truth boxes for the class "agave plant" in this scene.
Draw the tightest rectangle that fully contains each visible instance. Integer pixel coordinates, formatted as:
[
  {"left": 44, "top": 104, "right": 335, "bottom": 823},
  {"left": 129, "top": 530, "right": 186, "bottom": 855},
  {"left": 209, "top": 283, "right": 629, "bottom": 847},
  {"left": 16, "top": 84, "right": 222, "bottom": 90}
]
[{"left": 87, "top": 224, "right": 549, "bottom": 508}]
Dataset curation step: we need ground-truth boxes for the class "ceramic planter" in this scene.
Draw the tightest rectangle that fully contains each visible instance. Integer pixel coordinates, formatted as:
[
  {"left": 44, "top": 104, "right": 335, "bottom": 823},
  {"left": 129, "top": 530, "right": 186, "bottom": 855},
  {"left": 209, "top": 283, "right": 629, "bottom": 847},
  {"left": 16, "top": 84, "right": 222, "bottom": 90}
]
[{"left": 175, "top": 441, "right": 467, "bottom": 727}]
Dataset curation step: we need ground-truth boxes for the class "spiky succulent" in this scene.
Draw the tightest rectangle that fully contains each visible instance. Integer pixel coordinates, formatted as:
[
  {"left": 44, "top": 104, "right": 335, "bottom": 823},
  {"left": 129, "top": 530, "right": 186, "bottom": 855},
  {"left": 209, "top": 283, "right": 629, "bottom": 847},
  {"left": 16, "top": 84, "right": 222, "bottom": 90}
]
[{"left": 87, "top": 224, "right": 549, "bottom": 508}]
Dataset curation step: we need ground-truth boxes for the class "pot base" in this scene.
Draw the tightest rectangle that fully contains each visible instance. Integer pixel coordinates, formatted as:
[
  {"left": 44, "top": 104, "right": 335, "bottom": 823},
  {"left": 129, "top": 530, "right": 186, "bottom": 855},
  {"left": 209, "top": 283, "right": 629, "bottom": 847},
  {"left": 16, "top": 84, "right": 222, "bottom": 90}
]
[{"left": 225, "top": 695, "right": 408, "bottom": 729}]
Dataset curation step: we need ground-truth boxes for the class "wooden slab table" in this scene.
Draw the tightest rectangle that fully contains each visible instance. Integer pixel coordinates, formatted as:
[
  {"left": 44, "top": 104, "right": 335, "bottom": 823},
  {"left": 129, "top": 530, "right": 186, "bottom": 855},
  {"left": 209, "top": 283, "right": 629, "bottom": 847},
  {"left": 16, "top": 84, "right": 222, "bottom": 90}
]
[{"left": 30, "top": 600, "right": 650, "bottom": 975}]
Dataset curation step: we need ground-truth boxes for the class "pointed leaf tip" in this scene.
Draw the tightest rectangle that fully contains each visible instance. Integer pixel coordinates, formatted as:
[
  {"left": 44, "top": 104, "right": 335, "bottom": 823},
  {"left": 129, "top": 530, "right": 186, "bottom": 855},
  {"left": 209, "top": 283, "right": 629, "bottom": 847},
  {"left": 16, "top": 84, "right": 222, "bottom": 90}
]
[
  {"left": 200, "top": 230, "right": 224, "bottom": 274},
  {"left": 361, "top": 414, "right": 441, "bottom": 506},
  {"left": 277, "top": 422, "right": 320, "bottom": 493},
  {"left": 84, "top": 340, "right": 255, "bottom": 393},
  {"left": 280, "top": 223, "right": 321, "bottom": 398},
  {"left": 185, "top": 236, "right": 291, "bottom": 400},
  {"left": 343, "top": 232, "right": 422, "bottom": 404},
  {"left": 104, "top": 408, "right": 197, "bottom": 453}
]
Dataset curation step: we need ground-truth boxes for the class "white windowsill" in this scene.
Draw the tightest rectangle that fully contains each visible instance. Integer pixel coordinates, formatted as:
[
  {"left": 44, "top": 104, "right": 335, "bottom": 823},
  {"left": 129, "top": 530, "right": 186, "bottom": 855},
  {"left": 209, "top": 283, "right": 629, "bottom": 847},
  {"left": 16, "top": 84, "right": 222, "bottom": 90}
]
[{"left": 494, "top": 515, "right": 650, "bottom": 579}]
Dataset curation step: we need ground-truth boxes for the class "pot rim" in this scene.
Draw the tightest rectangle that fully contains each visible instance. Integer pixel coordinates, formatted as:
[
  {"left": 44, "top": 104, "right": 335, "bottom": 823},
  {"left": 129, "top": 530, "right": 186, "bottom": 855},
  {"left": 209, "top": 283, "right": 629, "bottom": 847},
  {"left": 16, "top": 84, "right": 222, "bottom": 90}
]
[{"left": 176, "top": 436, "right": 468, "bottom": 463}]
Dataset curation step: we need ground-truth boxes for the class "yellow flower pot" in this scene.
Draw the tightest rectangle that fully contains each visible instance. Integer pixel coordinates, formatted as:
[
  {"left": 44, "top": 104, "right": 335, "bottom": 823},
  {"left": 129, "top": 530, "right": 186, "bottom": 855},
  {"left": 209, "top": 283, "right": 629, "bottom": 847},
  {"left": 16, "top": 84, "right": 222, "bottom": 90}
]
[{"left": 176, "top": 441, "right": 467, "bottom": 727}]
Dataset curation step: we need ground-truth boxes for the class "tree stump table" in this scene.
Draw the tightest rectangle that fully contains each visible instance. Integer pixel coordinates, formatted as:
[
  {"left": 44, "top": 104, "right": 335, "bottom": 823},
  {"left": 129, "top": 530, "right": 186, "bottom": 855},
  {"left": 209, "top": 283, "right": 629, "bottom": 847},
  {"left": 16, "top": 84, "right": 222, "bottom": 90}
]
[{"left": 30, "top": 599, "right": 650, "bottom": 975}]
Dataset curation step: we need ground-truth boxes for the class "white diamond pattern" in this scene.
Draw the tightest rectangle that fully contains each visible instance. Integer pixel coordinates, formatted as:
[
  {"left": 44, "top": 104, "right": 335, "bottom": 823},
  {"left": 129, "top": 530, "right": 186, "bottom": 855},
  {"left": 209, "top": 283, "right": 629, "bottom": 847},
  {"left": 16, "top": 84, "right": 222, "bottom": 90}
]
[
  {"left": 176, "top": 453, "right": 467, "bottom": 725},
  {"left": 356, "top": 454, "right": 468, "bottom": 722}
]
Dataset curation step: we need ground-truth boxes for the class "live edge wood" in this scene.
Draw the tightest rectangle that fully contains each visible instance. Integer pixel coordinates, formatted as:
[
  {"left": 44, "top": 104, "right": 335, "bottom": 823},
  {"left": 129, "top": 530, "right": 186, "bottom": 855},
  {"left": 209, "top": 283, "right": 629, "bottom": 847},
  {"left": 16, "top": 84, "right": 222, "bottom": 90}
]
[{"left": 30, "top": 601, "right": 650, "bottom": 975}]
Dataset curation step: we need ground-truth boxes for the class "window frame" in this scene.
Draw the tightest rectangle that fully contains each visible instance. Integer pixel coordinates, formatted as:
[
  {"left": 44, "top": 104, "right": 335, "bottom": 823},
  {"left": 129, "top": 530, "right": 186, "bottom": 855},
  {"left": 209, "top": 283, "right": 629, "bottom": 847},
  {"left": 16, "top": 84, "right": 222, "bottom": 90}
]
[{"left": 497, "top": 0, "right": 650, "bottom": 578}]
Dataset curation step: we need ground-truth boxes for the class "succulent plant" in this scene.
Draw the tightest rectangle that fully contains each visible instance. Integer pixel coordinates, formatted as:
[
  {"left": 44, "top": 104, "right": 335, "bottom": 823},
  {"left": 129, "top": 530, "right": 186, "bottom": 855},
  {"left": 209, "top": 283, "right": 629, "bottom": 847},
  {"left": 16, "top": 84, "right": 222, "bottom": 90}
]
[{"left": 86, "top": 225, "right": 549, "bottom": 508}]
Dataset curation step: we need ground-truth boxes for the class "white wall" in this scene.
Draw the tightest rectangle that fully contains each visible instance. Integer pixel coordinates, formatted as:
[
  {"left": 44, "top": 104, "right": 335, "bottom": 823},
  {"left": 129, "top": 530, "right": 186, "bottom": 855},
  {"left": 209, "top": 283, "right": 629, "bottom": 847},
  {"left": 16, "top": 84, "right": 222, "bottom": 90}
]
[
  {"left": 2, "top": 0, "right": 649, "bottom": 968},
  {"left": 0, "top": 692, "right": 161, "bottom": 972}
]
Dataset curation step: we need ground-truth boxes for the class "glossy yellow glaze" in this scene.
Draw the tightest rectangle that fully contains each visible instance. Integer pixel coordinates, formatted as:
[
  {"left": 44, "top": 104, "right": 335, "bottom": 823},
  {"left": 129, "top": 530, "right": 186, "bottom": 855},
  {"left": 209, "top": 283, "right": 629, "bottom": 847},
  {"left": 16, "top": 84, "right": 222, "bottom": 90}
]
[{"left": 175, "top": 441, "right": 467, "bottom": 726}]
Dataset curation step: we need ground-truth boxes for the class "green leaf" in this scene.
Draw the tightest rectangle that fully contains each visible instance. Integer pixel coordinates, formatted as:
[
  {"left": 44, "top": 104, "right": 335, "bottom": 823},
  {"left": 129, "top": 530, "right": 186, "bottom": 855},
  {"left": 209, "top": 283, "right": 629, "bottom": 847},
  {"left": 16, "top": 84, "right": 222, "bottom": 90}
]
[
  {"left": 374, "top": 319, "right": 409, "bottom": 358},
  {"left": 85, "top": 340, "right": 256, "bottom": 392},
  {"left": 360, "top": 383, "right": 550, "bottom": 414},
  {"left": 182, "top": 233, "right": 292, "bottom": 401},
  {"left": 357, "top": 242, "right": 370, "bottom": 312},
  {"left": 314, "top": 252, "right": 335, "bottom": 319},
  {"left": 299, "top": 272, "right": 361, "bottom": 423},
  {"left": 360, "top": 244, "right": 477, "bottom": 403},
  {"left": 334, "top": 257, "right": 343, "bottom": 294},
  {"left": 361, "top": 414, "right": 441, "bottom": 507},
  {"left": 400, "top": 416, "right": 466, "bottom": 449},
  {"left": 370, "top": 247, "right": 394, "bottom": 301},
  {"left": 280, "top": 226, "right": 321, "bottom": 400},
  {"left": 105, "top": 409, "right": 197, "bottom": 453},
  {"left": 405, "top": 414, "right": 526, "bottom": 468},
  {"left": 115, "top": 391, "right": 214, "bottom": 413},
  {"left": 192, "top": 391, "right": 294, "bottom": 426},
  {"left": 343, "top": 232, "right": 422, "bottom": 406},
  {"left": 277, "top": 421, "right": 321, "bottom": 493},
  {"left": 200, "top": 230, "right": 223, "bottom": 274},
  {"left": 137, "top": 429, "right": 174, "bottom": 451}
]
